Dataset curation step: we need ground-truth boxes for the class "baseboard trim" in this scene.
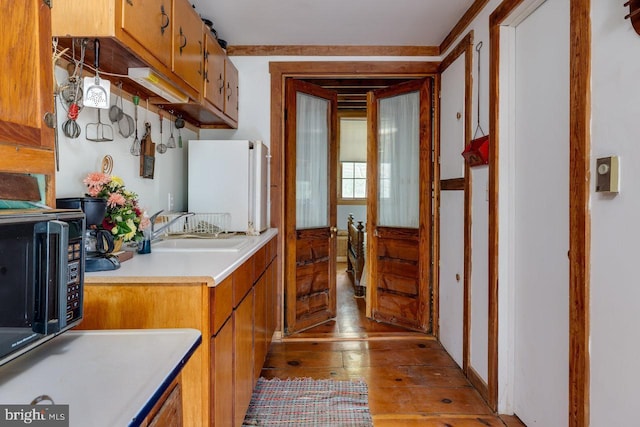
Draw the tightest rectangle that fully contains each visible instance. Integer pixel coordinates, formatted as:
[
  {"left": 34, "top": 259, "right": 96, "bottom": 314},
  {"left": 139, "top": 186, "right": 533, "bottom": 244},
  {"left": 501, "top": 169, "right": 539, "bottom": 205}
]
[{"left": 467, "top": 365, "right": 489, "bottom": 404}]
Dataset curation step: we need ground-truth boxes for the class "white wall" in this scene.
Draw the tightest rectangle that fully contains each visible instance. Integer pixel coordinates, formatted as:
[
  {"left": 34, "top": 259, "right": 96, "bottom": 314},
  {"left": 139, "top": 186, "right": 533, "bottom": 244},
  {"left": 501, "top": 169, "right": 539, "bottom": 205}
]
[
  {"left": 54, "top": 67, "right": 197, "bottom": 215},
  {"left": 590, "top": 0, "right": 640, "bottom": 424}
]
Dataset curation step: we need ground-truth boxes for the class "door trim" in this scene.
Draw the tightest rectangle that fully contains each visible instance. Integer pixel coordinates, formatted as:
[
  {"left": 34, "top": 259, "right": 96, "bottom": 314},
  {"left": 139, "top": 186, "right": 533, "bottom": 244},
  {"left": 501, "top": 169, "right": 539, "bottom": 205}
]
[
  {"left": 270, "top": 61, "right": 440, "bottom": 338},
  {"left": 438, "top": 31, "right": 475, "bottom": 380},
  {"left": 488, "top": 1, "right": 591, "bottom": 423}
]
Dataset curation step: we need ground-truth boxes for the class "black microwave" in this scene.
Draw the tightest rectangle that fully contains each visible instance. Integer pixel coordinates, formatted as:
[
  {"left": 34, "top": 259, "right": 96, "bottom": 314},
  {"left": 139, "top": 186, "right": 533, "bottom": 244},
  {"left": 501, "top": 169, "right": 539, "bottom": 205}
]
[{"left": 0, "top": 209, "right": 85, "bottom": 366}]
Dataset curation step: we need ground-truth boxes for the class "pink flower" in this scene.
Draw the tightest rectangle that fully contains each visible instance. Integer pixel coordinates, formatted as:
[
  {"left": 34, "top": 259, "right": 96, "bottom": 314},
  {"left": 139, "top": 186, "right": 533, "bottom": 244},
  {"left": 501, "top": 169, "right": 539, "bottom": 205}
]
[
  {"left": 107, "top": 193, "right": 126, "bottom": 208},
  {"left": 139, "top": 216, "right": 151, "bottom": 231}
]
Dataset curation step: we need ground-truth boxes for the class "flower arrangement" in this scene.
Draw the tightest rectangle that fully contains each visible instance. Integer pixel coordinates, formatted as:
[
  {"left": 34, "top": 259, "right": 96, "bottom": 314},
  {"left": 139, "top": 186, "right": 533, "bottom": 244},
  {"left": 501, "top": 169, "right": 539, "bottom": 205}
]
[{"left": 83, "top": 172, "right": 150, "bottom": 243}]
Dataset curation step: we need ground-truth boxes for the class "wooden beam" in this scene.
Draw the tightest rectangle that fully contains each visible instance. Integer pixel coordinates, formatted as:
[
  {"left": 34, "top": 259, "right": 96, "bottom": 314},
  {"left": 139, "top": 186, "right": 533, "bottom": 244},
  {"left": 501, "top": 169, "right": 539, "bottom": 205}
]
[
  {"left": 569, "top": 0, "right": 591, "bottom": 425},
  {"left": 440, "top": 0, "right": 491, "bottom": 55},
  {"left": 440, "top": 178, "right": 465, "bottom": 191},
  {"left": 228, "top": 45, "right": 439, "bottom": 57}
]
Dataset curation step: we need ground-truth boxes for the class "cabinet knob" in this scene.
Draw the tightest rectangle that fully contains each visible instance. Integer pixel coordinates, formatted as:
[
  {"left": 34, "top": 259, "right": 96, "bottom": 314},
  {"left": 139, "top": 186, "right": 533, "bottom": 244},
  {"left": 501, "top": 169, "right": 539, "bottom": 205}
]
[{"left": 43, "top": 112, "right": 56, "bottom": 129}]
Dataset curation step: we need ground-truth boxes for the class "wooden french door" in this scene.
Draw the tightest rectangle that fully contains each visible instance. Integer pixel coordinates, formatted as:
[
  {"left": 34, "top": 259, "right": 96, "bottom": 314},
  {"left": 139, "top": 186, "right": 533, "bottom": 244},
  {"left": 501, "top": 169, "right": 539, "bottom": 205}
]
[
  {"left": 366, "top": 78, "right": 433, "bottom": 333},
  {"left": 284, "top": 79, "right": 338, "bottom": 335}
]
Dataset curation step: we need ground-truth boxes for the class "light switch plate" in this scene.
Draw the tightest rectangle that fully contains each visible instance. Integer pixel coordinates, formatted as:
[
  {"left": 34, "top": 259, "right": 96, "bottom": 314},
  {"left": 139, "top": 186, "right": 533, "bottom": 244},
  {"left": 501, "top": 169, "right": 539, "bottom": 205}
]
[{"left": 596, "top": 156, "right": 619, "bottom": 193}]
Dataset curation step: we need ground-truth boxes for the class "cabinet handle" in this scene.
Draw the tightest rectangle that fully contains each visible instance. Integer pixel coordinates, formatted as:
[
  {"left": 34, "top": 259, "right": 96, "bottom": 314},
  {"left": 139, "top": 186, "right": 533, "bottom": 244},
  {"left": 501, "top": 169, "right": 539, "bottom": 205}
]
[
  {"left": 160, "top": 5, "right": 170, "bottom": 35},
  {"left": 227, "top": 83, "right": 232, "bottom": 100},
  {"left": 198, "top": 62, "right": 202, "bottom": 76},
  {"left": 218, "top": 74, "right": 224, "bottom": 94},
  {"left": 126, "top": 0, "right": 133, "bottom": 5},
  {"left": 179, "top": 28, "right": 187, "bottom": 54}
]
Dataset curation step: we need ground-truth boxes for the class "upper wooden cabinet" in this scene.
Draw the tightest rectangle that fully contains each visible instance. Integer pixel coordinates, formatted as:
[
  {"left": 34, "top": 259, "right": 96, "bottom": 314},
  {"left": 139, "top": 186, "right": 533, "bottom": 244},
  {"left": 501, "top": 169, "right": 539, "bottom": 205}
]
[
  {"left": 0, "top": 0, "right": 57, "bottom": 207},
  {"left": 121, "top": 0, "right": 172, "bottom": 68},
  {"left": 51, "top": 0, "right": 238, "bottom": 129},
  {"left": 1, "top": 0, "right": 55, "bottom": 150},
  {"left": 224, "top": 58, "right": 239, "bottom": 122},
  {"left": 203, "top": 32, "right": 225, "bottom": 111},
  {"left": 172, "top": 0, "right": 204, "bottom": 96}
]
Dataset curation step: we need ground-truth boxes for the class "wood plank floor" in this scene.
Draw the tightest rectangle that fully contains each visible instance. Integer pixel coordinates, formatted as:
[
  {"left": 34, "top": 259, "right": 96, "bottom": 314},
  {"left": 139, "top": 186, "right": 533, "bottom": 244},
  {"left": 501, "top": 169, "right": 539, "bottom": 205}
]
[{"left": 260, "top": 263, "right": 526, "bottom": 426}]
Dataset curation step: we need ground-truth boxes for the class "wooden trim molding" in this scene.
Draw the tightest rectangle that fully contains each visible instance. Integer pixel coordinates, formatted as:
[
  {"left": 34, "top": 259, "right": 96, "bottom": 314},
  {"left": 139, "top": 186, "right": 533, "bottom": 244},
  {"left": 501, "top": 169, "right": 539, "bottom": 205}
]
[
  {"left": 228, "top": 45, "right": 440, "bottom": 57},
  {"left": 440, "top": 178, "right": 465, "bottom": 191},
  {"left": 488, "top": 14, "right": 503, "bottom": 413},
  {"left": 489, "top": 0, "right": 591, "bottom": 423},
  {"left": 569, "top": 0, "right": 591, "bottom": 425},
  {"left": 467, "top": 365, "right": 489, "bottom": 404},
  {"left": 440, "top": 0, "right": 491, "bottom": 55}
]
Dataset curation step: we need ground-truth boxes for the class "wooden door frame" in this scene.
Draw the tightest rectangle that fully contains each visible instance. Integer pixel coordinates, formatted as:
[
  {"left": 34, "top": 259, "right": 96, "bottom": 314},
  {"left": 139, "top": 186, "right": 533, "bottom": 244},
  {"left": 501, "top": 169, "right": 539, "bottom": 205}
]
[
  {"left": 269, "top": 61, "right": 440, "bottom": 339},
  {"left": 488, "top": 0, "right": 591, "bottom": 424}
]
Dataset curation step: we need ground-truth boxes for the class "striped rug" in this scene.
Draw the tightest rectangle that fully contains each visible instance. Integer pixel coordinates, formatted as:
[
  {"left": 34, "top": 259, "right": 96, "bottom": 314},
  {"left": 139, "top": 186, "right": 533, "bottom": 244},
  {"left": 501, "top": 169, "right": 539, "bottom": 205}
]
[{"left": 242, "top": 377, "right": 373, "bottom": 426}]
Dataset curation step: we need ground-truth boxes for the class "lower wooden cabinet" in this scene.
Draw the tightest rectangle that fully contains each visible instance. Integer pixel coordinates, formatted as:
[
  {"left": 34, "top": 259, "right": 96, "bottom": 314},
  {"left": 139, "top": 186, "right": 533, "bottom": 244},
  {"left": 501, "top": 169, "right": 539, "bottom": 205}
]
[
  {"left": 233, "top": 289, "right": 255, "bottom": 427},
  {"left": 211, "top": 319, "right": 233, "bottom": 427},
  {"left": 79, "top": 236, "right": 277, "bottom": 427},
  {"left": 141, "top": 376, "right": 183, "bottom": 427}
]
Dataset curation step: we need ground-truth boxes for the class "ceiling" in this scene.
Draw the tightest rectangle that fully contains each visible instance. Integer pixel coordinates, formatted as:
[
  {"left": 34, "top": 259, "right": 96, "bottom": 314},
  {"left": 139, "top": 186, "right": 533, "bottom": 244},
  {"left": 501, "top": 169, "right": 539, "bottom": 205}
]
[
  {"left": 190, "top": 0, "right": 475, "bottom": 47},
  {"left": 189, "top": 0, "right": 474, "bottom": 111}
]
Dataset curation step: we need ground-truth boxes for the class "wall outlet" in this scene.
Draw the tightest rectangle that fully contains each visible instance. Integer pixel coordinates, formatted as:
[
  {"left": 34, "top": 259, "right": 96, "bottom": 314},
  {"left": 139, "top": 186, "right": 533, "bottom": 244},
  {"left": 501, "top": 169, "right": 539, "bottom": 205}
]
[{"left": 167, "top": 192, "right": 174, "bottom": 211}]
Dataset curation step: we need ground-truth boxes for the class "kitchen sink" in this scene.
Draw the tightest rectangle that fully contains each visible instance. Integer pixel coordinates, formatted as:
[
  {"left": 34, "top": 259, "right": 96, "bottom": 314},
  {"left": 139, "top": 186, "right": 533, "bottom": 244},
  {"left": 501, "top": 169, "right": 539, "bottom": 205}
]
[{"left": 151, "top": 236, "right": 254, "bottom": 252}]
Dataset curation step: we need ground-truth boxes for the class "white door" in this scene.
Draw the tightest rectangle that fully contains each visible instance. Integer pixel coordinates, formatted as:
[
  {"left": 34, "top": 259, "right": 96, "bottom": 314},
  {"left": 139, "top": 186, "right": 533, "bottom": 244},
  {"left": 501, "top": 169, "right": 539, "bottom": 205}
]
[
  {"left": 438, "top": 54, "right": 466, "bottom": 367},
  {"left": 512, "top": 0, "right": 569, "bottom": 424}
]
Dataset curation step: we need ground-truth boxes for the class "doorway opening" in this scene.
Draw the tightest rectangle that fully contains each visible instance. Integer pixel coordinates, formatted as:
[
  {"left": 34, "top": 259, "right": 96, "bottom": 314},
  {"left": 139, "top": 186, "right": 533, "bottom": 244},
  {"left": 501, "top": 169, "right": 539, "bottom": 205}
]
[{"left": 269, "top": 62, "right": 440, "bottom": 339}]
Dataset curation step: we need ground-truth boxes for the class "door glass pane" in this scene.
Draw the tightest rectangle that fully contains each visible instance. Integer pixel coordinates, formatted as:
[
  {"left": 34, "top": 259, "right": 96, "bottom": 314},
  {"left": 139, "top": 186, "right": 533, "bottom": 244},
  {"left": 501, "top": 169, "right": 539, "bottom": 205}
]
[
  {"left": 377, "top": 91, "right": 420, "bottom": 228},
  {"left": 296, "top": 92, "right": 329, "bottom": 228}
]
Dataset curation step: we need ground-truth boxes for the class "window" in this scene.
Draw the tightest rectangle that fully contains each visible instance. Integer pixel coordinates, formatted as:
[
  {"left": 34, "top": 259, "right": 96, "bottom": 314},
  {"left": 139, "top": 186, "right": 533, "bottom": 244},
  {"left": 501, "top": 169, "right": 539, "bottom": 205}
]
[
  {"left": 338, "top": 115, "right": 367, "bottom": 202},
  {"left": 342, "top": 161, "right": 367, "bottom": 199}
]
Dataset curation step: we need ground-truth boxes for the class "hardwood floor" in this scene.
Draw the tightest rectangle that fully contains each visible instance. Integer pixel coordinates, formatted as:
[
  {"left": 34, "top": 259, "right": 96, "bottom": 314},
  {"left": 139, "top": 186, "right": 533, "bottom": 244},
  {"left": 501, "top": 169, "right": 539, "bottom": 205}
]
[{"left": 259, "top": 263, "right": 526, "bottom": 426}]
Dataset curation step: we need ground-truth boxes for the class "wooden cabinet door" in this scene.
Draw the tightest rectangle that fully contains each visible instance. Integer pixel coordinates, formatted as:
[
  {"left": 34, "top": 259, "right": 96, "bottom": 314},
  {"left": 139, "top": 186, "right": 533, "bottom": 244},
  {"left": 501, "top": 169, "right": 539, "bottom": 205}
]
[
  {"left": 224, "top": 58, "right": 239, "bottom": 122},
  {"left": 233, "top": 289, "right": 254, "bottom": 427},
  {"left": 121, "top": 0, "right": 172, "bottom": 67},
  {"left": 204, "top": 32, "right": 225, "bottom": 111},
  {"left": 172, "top": 0, "right": 204, "bottom": 94},
  {"left": 253, "top": 274, "right": 267, "bottom": 381},
  {"left": 0, "top": 0, "right": 55, "bottom": 150},
  {"left": 143, "top": 379, "right": 183, "bottom": 427},
  {"left": 211, "top": 321, "right": 234, "bottom": 427}
]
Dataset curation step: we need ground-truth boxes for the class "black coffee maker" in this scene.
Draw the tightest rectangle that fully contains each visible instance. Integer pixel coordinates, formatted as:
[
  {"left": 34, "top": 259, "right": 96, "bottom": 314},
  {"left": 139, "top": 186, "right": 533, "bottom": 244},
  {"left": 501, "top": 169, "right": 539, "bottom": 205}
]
[{"left": 56, "top": 197, "right": 121, "bottom": 272}]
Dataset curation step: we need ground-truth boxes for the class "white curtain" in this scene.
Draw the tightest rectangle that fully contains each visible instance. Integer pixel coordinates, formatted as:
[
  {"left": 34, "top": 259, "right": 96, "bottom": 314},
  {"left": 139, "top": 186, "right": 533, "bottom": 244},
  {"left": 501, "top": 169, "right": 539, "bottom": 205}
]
[
  {"left": 378, "top": 91, "right": 420, "bottom": 228},
  {"left": 296, "top": 92, "right": 329, "bottom": 228}
]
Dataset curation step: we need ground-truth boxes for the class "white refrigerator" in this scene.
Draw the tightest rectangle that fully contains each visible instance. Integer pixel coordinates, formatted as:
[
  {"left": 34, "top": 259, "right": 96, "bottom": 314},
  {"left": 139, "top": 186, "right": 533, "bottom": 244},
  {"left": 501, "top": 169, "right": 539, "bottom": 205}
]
[{"left": 188, "top": 140, "right": 269, "bottom": 234}]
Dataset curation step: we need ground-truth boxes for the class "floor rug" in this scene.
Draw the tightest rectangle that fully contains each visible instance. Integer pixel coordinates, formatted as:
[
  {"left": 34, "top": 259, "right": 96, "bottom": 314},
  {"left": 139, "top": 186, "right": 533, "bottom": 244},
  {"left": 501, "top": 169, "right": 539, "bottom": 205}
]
[{"left": 242, "top": 377, "right": 373, "bottom": 426}]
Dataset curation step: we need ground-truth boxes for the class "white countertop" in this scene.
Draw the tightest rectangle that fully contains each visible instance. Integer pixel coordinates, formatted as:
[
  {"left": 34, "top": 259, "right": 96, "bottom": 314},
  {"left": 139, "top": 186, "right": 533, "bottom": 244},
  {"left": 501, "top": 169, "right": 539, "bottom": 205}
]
[
  {"left": 85, "top": 228, "right": 277, "bottom": 286},
  {"left": 0, "top": 329, "right": 201, "bottom": 427}
]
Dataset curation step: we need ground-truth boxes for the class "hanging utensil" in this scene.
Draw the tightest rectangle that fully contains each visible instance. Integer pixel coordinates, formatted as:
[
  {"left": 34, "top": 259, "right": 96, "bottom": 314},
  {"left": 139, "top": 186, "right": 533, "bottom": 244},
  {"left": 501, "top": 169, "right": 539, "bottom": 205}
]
[
  {"left": 83, "top": 39, "right": 110, "bottom": 109},
  {"left": 109, "top": 82, "right": 124, "bottom": 123},
  {"left": 167, "top": 113, "right": 176, "bottom": 149},
  {"left": 86, "top": 109, "right": 114, "bottom": 142},
  {"left": 130, "top": 96, "right": 141, "bottom": 156},
  {"left": 140, "top": 121, "right": 155, "bottom": 179},
  {"left": 156, "top": 112, "right": 167, "bottom": 154},
  {"left": 175, "top": 115, "right": 185, "bottom": 148}
]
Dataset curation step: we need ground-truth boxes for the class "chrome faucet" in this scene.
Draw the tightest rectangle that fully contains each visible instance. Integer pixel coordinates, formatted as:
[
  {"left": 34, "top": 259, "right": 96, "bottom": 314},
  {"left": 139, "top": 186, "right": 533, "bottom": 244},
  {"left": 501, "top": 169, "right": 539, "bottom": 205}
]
[{"left": 149, "top": 210, "right": 195, "bottom": 240}]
